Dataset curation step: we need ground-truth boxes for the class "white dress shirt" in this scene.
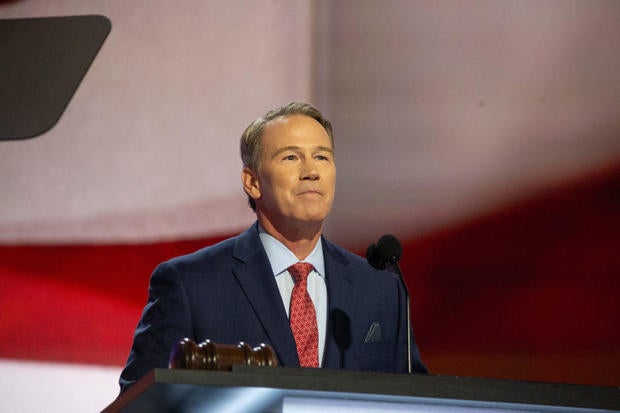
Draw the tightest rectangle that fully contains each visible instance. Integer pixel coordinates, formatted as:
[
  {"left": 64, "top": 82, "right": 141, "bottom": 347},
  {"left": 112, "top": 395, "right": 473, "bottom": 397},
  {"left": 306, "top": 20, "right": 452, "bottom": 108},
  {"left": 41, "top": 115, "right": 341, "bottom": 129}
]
[{"left": 258, "top": 226, "right": 327, "bottom": 365}]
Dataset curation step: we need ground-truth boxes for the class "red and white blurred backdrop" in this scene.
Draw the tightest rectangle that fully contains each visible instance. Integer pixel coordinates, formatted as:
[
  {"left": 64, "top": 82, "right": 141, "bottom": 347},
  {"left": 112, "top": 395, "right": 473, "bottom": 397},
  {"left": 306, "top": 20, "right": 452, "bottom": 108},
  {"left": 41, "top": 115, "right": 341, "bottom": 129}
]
[{"left": 1, "top": 1, "right": 619, "bottom": 411}]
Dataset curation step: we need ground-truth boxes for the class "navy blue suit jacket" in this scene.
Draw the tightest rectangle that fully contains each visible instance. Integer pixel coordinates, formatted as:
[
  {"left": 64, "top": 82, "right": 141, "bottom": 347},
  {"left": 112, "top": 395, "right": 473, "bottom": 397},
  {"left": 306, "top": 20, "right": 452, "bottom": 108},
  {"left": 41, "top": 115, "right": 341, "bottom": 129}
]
[{"left": 120, "top": 223, "right": 426, "bottom": 392}]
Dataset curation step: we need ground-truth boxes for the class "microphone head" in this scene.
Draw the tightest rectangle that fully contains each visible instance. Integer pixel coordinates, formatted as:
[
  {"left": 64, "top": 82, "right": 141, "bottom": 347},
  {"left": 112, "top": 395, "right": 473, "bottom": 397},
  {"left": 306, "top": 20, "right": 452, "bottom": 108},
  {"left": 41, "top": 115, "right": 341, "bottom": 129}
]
[
  {"left": 377, "top": 234, "right": 402, "bottom": 263},
  {"left": 366, "top": 243, "right": 386, "bottom": 270}
]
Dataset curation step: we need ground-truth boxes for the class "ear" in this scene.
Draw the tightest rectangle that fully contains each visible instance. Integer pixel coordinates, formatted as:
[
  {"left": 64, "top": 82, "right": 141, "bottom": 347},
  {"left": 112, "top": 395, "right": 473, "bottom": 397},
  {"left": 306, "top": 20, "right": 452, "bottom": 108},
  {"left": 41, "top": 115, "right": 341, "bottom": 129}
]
[{"left": 241, "top": 167, "right": 261, "bottom": 201}]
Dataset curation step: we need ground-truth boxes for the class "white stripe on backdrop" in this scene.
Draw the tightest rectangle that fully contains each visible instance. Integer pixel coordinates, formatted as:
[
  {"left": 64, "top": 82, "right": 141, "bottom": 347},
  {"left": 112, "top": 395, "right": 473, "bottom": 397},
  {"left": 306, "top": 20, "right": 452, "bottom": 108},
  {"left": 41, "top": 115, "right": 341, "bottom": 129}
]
[{"left": 0, "top": 359, "right": 120, "bottom": 412}]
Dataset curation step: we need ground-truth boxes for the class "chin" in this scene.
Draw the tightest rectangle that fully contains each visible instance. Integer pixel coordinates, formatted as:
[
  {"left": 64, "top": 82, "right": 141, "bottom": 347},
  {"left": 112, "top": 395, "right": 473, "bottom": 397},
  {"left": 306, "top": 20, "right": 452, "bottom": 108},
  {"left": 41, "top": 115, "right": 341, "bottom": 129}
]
[
  {"left": 298, "top": 211, "right": 330, "bottom": 224},
  {"left": 287, "top": 204, "right": 332, "bottom": 224}
]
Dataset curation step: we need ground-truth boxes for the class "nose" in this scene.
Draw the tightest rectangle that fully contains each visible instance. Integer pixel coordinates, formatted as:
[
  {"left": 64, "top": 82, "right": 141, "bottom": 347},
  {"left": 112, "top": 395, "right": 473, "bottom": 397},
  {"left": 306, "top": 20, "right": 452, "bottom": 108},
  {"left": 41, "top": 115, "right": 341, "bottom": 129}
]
[{"left": 300, "top": 158, "right": 319, "bottom": 181}]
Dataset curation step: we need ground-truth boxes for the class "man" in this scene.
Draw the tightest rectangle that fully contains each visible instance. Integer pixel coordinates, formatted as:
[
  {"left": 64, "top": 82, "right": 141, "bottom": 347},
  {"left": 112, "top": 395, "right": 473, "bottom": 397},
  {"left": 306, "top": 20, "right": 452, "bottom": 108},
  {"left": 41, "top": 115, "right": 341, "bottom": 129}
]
[{"left": 119, "top": 102, "right": 427, "bottom": 392}]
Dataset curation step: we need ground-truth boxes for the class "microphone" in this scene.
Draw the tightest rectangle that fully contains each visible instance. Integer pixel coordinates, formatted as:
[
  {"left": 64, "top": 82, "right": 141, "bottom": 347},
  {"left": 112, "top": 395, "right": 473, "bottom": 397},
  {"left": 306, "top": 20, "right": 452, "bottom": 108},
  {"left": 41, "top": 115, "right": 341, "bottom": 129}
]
[
  {"left": 366, "top": 243, "right": 385, "bottom": 270},
  {"left": 366, "top": 234, "right": 412, "bottom": 374},
  {"left": 378, "top": 234, "right": 402, "bottom": 265},
  {"left": 366, "top": 234, "right": 402, "bottom": 269}
]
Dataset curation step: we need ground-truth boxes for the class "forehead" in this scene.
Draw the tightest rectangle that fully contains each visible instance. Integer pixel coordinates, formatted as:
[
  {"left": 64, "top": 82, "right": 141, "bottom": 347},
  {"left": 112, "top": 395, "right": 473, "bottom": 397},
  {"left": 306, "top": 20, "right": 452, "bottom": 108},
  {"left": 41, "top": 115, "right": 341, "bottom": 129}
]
[{"left": 261, "top": 115, "right": 332, "bottom": 150}]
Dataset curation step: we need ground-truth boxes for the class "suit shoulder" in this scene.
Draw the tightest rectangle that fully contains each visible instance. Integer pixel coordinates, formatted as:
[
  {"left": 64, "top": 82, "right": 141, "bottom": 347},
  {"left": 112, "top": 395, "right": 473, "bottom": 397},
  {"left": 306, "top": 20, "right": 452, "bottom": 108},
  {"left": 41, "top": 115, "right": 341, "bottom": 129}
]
[
  {"left": 324, "top": 238, "right": 396, "bottom": 281},
  {"left": 158, "top": 235, "right": 238, "bottom": 274},
  {"left": 330, "top": 242, "right": 366, "bottom": 266}
]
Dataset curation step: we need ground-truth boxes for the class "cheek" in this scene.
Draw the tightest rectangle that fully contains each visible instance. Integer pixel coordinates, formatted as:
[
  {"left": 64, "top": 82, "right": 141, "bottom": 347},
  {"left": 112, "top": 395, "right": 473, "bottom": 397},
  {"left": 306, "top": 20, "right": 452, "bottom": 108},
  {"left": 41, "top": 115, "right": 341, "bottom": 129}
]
[
  {"left": 327, "top": 170, "right": 337, "bottom": 191},
  {"left": 264, "top": 174, "right": 295, "bottom": 198}
]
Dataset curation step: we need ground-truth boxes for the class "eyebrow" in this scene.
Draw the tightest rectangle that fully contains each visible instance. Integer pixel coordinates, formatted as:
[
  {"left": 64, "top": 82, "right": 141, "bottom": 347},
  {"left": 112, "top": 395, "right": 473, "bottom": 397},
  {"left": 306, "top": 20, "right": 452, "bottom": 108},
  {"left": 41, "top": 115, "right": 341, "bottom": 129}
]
[{"left": 271, "top": 145, "right": 334, "bottom": 159}]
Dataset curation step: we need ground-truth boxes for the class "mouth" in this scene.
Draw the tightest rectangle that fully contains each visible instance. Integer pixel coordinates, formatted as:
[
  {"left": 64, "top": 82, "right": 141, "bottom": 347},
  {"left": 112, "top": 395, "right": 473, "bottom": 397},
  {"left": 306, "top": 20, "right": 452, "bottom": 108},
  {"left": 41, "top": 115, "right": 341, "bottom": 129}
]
[{"left": 296, "top": 189, "right": 323, "bottom": 197}]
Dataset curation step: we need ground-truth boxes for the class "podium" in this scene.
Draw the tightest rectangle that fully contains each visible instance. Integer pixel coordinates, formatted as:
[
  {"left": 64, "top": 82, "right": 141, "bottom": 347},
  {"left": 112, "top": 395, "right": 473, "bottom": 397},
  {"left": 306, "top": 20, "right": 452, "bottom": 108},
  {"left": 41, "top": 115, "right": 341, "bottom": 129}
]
[{"left": 102, "top": 367, "right": 619, "bottom": 412}]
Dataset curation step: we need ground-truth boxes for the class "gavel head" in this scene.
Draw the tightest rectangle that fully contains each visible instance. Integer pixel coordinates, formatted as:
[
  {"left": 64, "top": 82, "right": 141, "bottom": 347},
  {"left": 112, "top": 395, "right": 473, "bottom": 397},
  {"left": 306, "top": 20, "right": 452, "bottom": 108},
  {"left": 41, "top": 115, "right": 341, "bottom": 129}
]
[{"left": 168, "top": 338, "right": 278, "bottom": 370}]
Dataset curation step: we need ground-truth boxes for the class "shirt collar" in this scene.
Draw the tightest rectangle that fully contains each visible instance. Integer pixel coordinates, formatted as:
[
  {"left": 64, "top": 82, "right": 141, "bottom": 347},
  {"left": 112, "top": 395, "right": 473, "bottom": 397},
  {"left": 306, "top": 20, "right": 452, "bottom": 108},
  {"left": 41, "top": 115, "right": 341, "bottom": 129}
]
[{"left": 258, "top": 224, "right": 325, "bottom": 277}]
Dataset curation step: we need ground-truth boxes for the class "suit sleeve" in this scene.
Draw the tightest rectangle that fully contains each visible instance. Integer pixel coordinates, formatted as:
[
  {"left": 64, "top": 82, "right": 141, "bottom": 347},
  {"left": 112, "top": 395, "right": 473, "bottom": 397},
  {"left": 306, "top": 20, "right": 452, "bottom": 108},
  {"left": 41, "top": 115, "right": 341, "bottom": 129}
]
[{"left": 119, "top": 261, "right": 193, "bottom": 392}]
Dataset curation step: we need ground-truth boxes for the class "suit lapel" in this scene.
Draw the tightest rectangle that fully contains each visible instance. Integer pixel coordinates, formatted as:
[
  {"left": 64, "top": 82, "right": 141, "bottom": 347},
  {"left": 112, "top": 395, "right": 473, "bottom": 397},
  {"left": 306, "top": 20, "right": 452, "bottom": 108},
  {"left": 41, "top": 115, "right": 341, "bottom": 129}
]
[
  {"left": 231, "top": 224, "right": 300, "bottom": 367},
  {"left": 321, "top": 238, "right": 356, "bottom": 369}
]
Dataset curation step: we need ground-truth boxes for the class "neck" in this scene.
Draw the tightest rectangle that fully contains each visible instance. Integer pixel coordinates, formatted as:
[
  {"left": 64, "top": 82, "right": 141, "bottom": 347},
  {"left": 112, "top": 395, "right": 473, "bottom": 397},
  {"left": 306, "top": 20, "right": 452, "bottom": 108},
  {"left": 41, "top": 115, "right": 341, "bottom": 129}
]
[{"left": 257, "top": 215, "right": 323, "bottom": 260}]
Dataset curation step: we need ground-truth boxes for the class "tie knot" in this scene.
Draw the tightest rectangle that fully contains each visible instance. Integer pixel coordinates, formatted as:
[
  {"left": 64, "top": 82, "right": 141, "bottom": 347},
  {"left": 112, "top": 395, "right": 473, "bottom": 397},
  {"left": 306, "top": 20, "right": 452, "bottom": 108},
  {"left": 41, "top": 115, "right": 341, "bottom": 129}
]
[{"left": 288, "top": 262, "right": 314, "bottom": 284}]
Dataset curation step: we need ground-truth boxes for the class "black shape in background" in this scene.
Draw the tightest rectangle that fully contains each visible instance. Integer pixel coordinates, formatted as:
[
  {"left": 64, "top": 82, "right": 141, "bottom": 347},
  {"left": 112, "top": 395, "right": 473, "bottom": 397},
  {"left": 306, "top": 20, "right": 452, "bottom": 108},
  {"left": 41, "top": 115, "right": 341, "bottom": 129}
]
[
  {"left": 330, "top": 308, "right": 351, "bottom": 369},
  {"left": 0, "top": 15, "right": 111, "bottom": 141}
]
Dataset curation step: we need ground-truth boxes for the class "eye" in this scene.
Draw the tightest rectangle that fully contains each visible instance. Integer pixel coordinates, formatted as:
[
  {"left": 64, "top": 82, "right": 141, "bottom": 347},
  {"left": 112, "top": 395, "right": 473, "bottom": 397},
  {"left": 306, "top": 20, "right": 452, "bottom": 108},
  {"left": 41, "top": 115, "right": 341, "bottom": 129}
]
[
  {"left": 315, "top": 154, "right": 330, "bottom": 161},
  {"left": 283, "top": 154, "right": 298, "bottom": 161}
]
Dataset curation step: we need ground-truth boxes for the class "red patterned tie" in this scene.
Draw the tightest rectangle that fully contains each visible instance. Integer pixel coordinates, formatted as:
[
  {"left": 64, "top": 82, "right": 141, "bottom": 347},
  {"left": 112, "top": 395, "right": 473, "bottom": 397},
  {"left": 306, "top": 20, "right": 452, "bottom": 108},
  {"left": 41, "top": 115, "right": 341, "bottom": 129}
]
[{"left": 288, "top": 262, "right": 319, "bottom": 367}]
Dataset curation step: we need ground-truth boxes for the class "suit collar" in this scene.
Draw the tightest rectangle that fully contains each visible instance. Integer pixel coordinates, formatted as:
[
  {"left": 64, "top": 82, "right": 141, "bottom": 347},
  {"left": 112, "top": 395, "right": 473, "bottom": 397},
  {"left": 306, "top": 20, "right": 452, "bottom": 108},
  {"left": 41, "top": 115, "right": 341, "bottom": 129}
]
[
  {"left": 231, "top": 222, "right": 300, "bottom": 366},
  {"left": 231, "top": 222, "right": 262, "bottom": 263},
  {"left": 321, "top": 236, "right": 352, "bottom": 277},
  {"left": 322, "top": 238, "right": 356, "bottom": 369}
]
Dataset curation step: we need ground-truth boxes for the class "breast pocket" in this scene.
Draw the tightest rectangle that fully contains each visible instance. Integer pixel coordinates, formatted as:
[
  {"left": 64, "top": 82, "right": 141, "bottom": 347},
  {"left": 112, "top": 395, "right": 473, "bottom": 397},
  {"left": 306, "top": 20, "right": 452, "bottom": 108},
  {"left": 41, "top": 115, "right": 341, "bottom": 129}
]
[{"left": 352, "top": 341, "right": 394, "bottom": 359}]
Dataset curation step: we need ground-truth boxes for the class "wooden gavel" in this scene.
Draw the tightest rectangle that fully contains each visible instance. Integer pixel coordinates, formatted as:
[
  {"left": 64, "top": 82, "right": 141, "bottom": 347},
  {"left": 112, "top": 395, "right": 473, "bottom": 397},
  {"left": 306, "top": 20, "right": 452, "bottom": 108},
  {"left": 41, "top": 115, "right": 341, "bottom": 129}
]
[{"left": 168, "top": 338, "right": 278, "bottom": 371}]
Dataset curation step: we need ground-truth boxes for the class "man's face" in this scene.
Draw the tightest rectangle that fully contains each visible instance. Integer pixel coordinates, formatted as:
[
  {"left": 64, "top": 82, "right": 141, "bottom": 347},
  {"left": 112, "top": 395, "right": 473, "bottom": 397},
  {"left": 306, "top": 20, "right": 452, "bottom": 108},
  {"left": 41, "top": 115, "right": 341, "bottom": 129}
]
[{"left": 244, "top": 114, "right": 336, "bottom": 229}]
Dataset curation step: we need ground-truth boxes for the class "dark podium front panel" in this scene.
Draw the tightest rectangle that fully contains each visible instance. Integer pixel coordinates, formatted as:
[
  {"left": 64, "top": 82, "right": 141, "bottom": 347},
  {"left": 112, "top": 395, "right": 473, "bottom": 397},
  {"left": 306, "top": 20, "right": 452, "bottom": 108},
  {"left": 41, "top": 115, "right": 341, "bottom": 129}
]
[{"left": 102, "top": 367, "right": 619, "bottom": 413}]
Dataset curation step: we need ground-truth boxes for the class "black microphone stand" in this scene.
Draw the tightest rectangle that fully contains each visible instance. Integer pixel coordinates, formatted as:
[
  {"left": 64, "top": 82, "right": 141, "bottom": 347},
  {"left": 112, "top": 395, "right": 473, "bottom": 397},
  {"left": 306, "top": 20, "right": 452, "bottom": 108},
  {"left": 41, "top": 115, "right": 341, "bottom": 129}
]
[
  {"left": 367, "top": 237, "right": 413, "bottom": 374},
  {"left": 386, "top": 257, "right": 412, "bottom": 374}
]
